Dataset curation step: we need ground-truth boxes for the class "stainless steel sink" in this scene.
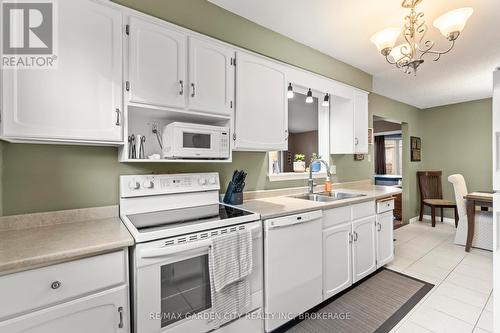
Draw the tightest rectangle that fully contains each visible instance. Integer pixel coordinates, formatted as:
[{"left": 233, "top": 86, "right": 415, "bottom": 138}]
[
  {"left": 292, "top": 191, "right": 366, "bottom": 202},
  {"left": 317, "top": 191, "right": 366, "bottom": 200},
  {"left": 292, "top": 194, "right": 339, "bottom": 202}
]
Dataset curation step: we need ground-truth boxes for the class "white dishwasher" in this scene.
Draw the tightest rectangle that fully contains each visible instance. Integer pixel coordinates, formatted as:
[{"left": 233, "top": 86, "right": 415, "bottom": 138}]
[{"left": 263, "top": 210, "right": 323, "bottom": 332}]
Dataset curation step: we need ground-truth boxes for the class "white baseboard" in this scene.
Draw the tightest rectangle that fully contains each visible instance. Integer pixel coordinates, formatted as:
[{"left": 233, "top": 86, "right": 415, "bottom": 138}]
[{"left": 409, "top": 215, "right": 456, "bottom": 226}]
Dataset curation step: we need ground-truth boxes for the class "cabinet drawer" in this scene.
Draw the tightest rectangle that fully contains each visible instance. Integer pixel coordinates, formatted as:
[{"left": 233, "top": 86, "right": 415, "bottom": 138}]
[
  {"left": 377, "top": 198, "right": 395, "bottom": 214},
  {"left": 0, "top": 251, "right": 126, "bottom": 320},
  {"left": 351, "top": 201, "right": 376, "bottom": 220},
  {"left": 323, "top": 206, "right": 351, "bottom": 229}
]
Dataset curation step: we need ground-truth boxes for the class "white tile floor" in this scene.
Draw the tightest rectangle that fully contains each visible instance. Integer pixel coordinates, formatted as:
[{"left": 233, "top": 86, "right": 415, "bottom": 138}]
[{"left": 387, "top": 220, "right": 493, "bottom": 333}]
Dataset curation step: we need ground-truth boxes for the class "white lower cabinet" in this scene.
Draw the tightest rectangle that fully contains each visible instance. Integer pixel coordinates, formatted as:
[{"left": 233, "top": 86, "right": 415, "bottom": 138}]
[
  {"left": 0, "top": 286, "right": 128, "bottom": 333},
  {"left": 352, "top": 216, "right": 377, "bottom": 283},
  {"left": 322, "top": 222, "right": 352, "bottom": 299},
  {"left": 323, "top": 201, "right": 394, "bottom": 301},
  {"left": 376, "top": 211, "right": 395, "bottom": 267},
  {"left": 0, "top": 250, "right": 129, "bottom": 333}
]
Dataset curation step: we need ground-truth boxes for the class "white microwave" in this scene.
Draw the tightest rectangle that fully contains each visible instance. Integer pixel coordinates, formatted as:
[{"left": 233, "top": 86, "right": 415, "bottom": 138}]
[{"left": 162, "top": 122, "right": 230, "bottom": 159}]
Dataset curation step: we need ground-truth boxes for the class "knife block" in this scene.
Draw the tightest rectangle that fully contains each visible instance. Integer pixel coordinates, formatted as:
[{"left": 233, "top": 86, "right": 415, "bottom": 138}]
[{"left": 223, "top": 181, "right": 244, "bottom": 205}]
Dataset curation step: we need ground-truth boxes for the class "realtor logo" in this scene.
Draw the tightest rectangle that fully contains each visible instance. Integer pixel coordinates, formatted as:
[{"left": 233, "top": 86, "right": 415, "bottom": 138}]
[{"left": 2, "top": 0, "right": 57, "bottom": 68}]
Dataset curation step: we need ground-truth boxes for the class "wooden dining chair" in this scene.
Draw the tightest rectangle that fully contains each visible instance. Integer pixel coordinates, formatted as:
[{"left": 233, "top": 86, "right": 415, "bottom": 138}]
[{"left": 417, "top": 171, "right": 458, "bottom": 227}]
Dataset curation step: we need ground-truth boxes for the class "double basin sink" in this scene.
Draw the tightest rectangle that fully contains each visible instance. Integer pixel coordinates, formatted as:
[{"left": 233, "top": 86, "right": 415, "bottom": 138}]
[{"left": 292, "top": 191, "right": 366, "bottom": 202}]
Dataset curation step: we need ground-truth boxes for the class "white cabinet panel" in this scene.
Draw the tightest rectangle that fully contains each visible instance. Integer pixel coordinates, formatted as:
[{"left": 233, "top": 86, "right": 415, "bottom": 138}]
[
  {"left": 188, "top": 38, "right": 234, "bottom": 115},
  {"left": 330, "top": 91, "right": 369, "bottom": 154},
  {"left": 234, "top": 52, "right": 288, "bottom": 151},
  {"left": 376, "top": 211, "right": 394, "bottom": 267},
  {"left": 2, "top": 0, "right": 123, "bottom": 143},
  {"left": 493, "top": 69, "right": 500, "bottom": 190},
  {"left": 0, "top": 251, "right": 126, "bottom": 320},
  {"left": 330, "top": 93, "right": 354, "bottom": 154},
  {"left": 352, "top": 216, "right": 377, "bottom": 283},
  {"left": 323, "top": 222, "right": 352, "bottom": 300},
  {"left": 128, "top": 17, "right": 186, "bottom": 109},
  {"left": 0, "top": 286, "right": 129, "bottom": 333},
  {"left": 354, "top": 92, "right": 368, "bottom": 154}
]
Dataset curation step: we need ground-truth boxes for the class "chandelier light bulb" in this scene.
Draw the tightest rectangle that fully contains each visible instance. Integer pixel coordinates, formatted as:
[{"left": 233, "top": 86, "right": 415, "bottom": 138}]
[
  {"left": 433, "top": 7, "right": 473, "bottom": 40},
  {"left": 370, "top": 28, "right": 401, "bottom": 54},
  {"left": 389, "top": 44, "right": 411, "bottom": 63}
]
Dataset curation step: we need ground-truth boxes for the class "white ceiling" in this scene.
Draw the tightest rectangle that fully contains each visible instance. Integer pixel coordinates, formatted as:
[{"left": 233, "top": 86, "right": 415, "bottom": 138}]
[{"left": 209, "top": 0, "right": 500, "bottom": 109}]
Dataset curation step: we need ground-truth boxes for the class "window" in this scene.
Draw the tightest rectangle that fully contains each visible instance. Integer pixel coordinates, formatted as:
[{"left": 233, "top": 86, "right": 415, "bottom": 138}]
[{"left": 384, "top": 136, "right": 402, "bottom": 175}]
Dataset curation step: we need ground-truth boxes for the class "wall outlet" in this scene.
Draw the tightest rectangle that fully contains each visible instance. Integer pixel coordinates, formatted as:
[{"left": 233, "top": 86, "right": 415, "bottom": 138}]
[{"left": 330, "top": 165, "right": 337, "bottom": 175}]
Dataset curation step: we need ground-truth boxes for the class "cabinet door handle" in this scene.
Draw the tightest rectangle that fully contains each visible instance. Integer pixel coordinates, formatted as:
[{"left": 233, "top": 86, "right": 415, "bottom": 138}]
[
  {"left": 51, "top": 281, "right": 62, "bottom": 289},
  {"left": 191, "top": 83, "right": 195, "bottom": 97},
  {"left": 118, "top": 306, "right": 124, "bottom": 328},
  {"left": 353, "top": 231, "right": 358, "bottom": 242},
  {"left": 179, "top": 80, "right": 184, "bottom": 95},
  {"left": 349, "top": 233, "right": 353, "bottom": 243},
  {"left": 285, "top": 129, "right": 288, "bottom": 141},
  {"left": 377, "top": 223, "right": 382, "bottom": 232},
  {"left": 355, "top": 137, "right": 359, "bottom": 146},
  {"left": 115, "top": 108, "right": 121, "bottom": 126}
]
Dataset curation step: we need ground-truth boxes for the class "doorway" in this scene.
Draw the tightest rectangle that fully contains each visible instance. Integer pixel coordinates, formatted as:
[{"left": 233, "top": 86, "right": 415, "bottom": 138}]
[{"left": 373, "top": 116, "right": 403, "bottom": 229}]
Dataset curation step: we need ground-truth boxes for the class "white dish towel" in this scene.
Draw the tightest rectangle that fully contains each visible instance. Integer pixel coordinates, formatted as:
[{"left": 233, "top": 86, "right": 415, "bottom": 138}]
[{"left": 208, "top": 229, "right": 253, "bottom": 327}]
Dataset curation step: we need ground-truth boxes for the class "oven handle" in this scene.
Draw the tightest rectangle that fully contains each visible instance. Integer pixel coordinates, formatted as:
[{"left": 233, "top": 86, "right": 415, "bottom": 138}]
[
  {"left": 140, "top": 239, "right": 212, "bottom": 259},
  {"left": 140, "top": 225, "right": 261, "bottom": 259}
]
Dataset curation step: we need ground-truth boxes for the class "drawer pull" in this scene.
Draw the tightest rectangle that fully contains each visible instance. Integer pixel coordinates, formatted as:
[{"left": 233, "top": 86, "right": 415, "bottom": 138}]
[
  {"left": 51, "top": 281, "right": 62, "bottom": 290},
  {"left": 118, "top": 306, "right": 124, "bottom": 328}
]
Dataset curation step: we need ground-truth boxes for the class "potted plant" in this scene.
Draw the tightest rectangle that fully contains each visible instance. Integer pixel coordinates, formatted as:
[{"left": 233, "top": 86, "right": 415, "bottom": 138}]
[
  {"left": 310, "top": 153, "right": 322, "bottom": 172},
  {"left": 293, "top": 154, "right": 306, "bottom": 173}
]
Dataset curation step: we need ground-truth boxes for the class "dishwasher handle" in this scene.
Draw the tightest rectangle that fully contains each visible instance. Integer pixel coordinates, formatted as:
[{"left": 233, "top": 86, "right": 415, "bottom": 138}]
[{"left": 266, "top": 210, "right": 322, "bottom": 230}]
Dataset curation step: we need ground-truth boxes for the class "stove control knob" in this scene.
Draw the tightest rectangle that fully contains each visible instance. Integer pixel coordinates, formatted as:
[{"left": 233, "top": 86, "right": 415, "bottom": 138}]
[
  {"left": 208, "top": 177, "right": 216, "bottom": 185},
  {"left": 198, "top": 178, "right": 207, "bottom": 185},
  {"left": 129, "top": 180, "right": 140, "bottom": 190},
  {"left": 143, "top": 180, "right": 154, "bottom": 189}
]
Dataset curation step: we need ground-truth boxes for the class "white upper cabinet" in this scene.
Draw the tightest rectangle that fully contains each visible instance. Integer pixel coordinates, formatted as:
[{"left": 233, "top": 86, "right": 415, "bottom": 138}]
[
  {"left": 330, "top": 90, "right": 369, "bottom": 154},
  {"left": 354, "top": 92, "right": 369, "bottom": 153},
  {"left": 234, "top": 52, "right": 288, "bottom": 151},
  {"left": 127, "top": 17, "right": 187, "bottom": 110},
  {"left": 1, "top": 0, "right": 123, "bottom": 143},
  {"left": 188, "top": 37, "right": 234, "bottom": 116}
]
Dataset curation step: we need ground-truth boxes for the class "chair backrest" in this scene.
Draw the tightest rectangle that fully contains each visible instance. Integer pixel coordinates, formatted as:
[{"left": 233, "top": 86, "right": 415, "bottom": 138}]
[
  {"left": 417, "top": 171, "right": 443, "bottom": 200},
  {"left": 448, "top": 174, "right": 468, "bottom": 222}
]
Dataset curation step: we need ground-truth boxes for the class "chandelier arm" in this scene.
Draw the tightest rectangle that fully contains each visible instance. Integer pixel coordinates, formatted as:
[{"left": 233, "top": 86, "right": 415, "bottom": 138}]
[
  {"left": 384, "top": 54, "right": 398, "bottom": 65},
  {"left": 418, "top": 39, "right": 456, "bottom": 61}
]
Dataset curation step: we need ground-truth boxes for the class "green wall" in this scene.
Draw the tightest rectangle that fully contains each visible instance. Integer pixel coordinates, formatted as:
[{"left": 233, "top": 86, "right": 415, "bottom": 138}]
[
  {"left": 0, "top": 0, "right": 373, "bottom": 216},
  {"left": 0, "top": 0, "right": 490, "bottom": 219},
  {"left": 422, "top": 98, "right": 492, "bottom": 217},
  {"left": 112, "top": 0, "right": 372, "bottom": 92}
]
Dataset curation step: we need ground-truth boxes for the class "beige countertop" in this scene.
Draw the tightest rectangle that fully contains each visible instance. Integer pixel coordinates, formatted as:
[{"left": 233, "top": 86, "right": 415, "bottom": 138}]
[
  {"left": 0, "top": 207, "right": 134, "bottom": 275},
  {"left": 237, "top": 185, "right": 402, "bottom": 220}
]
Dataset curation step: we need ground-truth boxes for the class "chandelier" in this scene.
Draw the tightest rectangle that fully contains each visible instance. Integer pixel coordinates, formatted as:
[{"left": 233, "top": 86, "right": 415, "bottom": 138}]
[{"left": 370, "top": 0, "right": 473, "bottom": 75}]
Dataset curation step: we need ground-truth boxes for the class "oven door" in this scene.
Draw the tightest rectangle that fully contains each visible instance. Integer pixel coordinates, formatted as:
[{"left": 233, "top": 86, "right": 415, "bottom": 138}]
[{"left": 133, "top": 222, "right": 263, "bottom": 333}]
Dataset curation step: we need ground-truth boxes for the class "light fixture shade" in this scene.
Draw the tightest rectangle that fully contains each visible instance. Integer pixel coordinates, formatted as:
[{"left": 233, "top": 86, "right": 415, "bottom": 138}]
[
  {"left": 305, "top": 89, "right": 313, "bottom": 104},
  {"left": 287, "top": 83, "right": 294, "bottom": 99},
  {"left": 433, "top": 7, "right": 473, "bottom": 38},
  {"left": 389, "top": 43, "right": 411, "bottom": 63},
  {"left": 322, "top": 94, "right": 330, "bottom": 107},
  {"left": 370, "top": 28, "right": 401, "bottom": 53}
]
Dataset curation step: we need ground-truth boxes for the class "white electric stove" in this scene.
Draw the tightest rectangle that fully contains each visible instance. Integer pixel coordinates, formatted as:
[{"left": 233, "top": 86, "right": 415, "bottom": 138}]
[{"left": 119, "top": 173, "right": 263, "bottom": 333}]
